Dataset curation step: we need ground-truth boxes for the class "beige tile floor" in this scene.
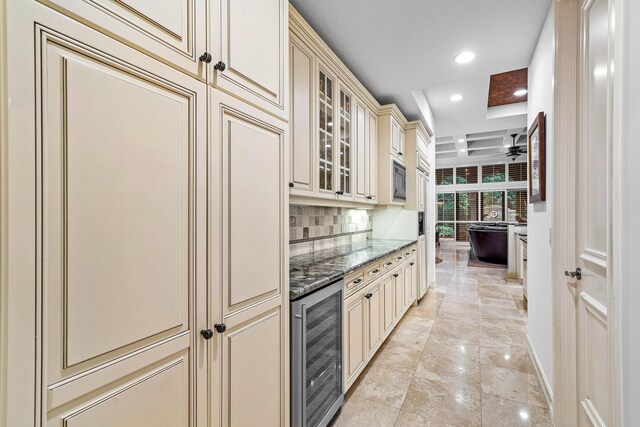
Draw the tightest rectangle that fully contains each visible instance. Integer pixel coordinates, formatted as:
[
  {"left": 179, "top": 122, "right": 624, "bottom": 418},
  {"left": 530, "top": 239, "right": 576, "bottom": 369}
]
[{"left": 331, "top": 245, "right": 551, "bottom": 427}]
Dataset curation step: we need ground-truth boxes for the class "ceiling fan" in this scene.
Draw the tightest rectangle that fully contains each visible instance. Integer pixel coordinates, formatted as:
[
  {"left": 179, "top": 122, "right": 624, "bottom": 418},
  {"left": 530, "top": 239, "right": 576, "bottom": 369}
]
[{"left": 494, "top": 133, "right": 527, "bottom": 161}]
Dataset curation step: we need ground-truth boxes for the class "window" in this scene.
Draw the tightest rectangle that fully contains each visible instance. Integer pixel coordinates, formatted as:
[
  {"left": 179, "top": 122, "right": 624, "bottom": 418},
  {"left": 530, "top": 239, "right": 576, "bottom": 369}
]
[
  {"left": 482, "top": 164, "right": 506, "bottom": 183},
  {"left": 456, "top": 223, "right": 470, "bottom": 242},
  {"left": 437, "top": 193, "right": 455, "bottom": 221},
  {"left": 455, "top": 192, "right": 478, "bottom": 222},
  {"left": 507, "top": 190, "right": 528, "bottom": 222},
  {"left": 481, "top": 191, "right": 505, "bottom": 221},
  {"left": 436, "top": 168, "right": 454, "bottom": 185},
  {"left": 438, "top": 223, "right": 455, "bottom": 239},
  {"left": 456, "top": 166, "right": 478, "bottom": 184},
  {"left": 508, "top": 162, "right": 527, "bottom": 182}
]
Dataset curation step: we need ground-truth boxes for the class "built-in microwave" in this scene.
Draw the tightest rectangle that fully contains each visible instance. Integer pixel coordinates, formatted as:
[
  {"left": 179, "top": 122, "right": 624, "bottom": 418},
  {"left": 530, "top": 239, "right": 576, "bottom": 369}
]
[{"left": 393, "top": 161, "right": 407, "bottom": 201}]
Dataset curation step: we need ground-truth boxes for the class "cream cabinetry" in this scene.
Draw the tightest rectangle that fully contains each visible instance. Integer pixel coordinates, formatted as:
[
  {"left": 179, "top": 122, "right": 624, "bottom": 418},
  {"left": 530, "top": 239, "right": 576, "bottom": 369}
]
[
  {"left": 417, "top": 169, "right": 426, "bottom": 211},
  {"left": 367, "top": 111, "right": 379, "bottom": 202},
  {"left": 418, "top": 236, "right": 428, "bottom": 299},
  {"left": 210, "top": 90, "right": 289, "bottom": 427},
  {"left": 336, "top": 81, "right": 355, "bottom": 200},
  {"left": 37, "top": 0, "right": 207, "bottom": 78},
  {"left": 289, "top": 34, "right": 315, "bottom": 196},
  {"left": 4, "top": 1, "right": 289, "bottom": 425},
  {"left": 342, "top": 245, "right": 418, "bottom": 391},
  {"left": 209, "top": 0, "right": 289, "bottom": 120},
  {"left": 376, "top": 105, "right": 408, "bottom": 206},
  {"left": 344, "top": 288, "right": 367, "bottom": 388}
]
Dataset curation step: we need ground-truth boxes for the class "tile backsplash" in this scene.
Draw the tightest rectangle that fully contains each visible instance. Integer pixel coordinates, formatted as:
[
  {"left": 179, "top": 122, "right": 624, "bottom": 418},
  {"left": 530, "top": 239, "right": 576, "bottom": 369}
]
[{"left": 289, "top": 205, "right": 373, "bottom": 256}]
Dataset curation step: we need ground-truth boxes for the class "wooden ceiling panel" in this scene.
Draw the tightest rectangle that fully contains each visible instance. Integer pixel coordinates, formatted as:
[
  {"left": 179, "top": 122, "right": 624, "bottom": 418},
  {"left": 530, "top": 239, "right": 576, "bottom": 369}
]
[{"left": 488, "top": 68, "right": 528, "bottom": 107}]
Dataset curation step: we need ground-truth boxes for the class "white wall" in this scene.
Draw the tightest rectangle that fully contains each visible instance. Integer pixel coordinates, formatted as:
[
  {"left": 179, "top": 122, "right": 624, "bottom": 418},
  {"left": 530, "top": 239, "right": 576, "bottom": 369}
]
[
  {"left": 526, "top": 4, "right": 554, "bottom": 394},
  {"left": 619, "top": 0, "right": 640, "bottom": 422}
]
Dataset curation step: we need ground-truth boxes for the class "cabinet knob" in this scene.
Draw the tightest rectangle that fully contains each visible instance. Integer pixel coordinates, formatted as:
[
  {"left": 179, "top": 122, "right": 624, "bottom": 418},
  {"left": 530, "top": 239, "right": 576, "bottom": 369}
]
[
  {"left": 199, "top": 52, "right": 212, "bottom": 63},
  {"left": 214, "top": 61, "right": 226, "bottom": 71},
  {"left": 398, "top": 152, "right": 403, "bottom": 156},
  {"left": 200, "top": 329, "right": 214, "bottom": 340},
  {"left": 366, "top": 196, "right": 373, "bottom": 200},
  {"left": 410, "top": 262, "right": 415, "bottom": 266},
  {"left": 393, "top": 273, "right": 399, "bottom": 278},
  {"left": 289, "top": 182, "right": 294, "bottom": 188},
  {"left": 386, "top": 262, "right": 393, "bottom": 266},
  {"left": 397, "top": 256, "right": 403, "bottom": 260},
  {"left": 372, "top": 269, "right": 380, "bottom": 273},
  {"left": 365, "top": 293, "right": 373, "bottom": 299},
  {"left": 336, "top": 190, "right": 344, "bottom": 195},
  {"left": 353, "top": 278, "right": 363, "bottom": 284},
  {"left": 214, "top": 323, "right": 227, "bottom": 333}
]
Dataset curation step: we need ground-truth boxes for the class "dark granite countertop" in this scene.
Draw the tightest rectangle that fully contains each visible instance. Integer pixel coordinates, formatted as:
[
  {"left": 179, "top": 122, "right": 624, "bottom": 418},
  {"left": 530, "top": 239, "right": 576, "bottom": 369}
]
[{"left": 289, "top": 239, "right": 417, "bottom": 300}]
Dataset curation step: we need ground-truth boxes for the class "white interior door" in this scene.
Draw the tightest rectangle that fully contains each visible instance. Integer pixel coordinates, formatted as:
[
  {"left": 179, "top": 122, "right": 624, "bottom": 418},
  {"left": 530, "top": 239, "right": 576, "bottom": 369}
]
[{"left": 573, "top": 0, "right": 615, "bottom": 424}]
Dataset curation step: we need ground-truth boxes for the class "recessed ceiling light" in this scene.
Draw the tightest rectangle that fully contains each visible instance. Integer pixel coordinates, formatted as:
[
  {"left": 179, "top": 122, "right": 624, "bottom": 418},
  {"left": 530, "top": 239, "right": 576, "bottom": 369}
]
[
  {"left": 454, "top": 51, "right": 476, "bottom": 64},
  {"left": 458, "top": 138, "right": 465, "bottom": 143},
  {"left": 519, "top": 411, "right": 530, "bottom": 421},
  {"left": 504, "top": 144, "right": 511, "bottom": 148},
  {"left": 450, "top": 94, "right": 463, "bottom": 102},
  {"left": 459, "top": 148, "right": 466, "bottom": 152},
  {"left": 514, "top": 89, "right": 528, "bottom": 96}
]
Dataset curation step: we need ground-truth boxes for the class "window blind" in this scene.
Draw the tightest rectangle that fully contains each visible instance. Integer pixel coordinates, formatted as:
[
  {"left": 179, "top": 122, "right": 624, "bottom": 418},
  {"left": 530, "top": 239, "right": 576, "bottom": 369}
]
[
  {"left": 507, "top": 190, "right": 528, "bottom": 222},
  {"left": 482, "top": 164, "right": 506, "bottom": 183},
  {"left": 455, "top": 192, "right": 478, "bottom": 222},
  {"left": 508, "top": 162, "right": 527, "bottom": 182},
  {"left": 481, "top": 191, "right": 505, "bottom": 221},
  {"left": 436, "top": 168, "right": 454, "bottom": 185},
  {"left": 437, "top": 193, "right": 455, "bottom": 221},
  {"left": 456, "top": 223, "right": 470, "bottom": 242},
  {"left": 456, "top": 166, "right": 478, "bottom": 184}
]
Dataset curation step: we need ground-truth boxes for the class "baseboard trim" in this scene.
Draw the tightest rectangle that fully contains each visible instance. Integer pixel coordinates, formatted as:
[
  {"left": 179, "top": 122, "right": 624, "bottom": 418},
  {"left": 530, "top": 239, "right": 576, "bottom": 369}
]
[{"left": 526, "top": 335, "right": 554, "bottom": 416}]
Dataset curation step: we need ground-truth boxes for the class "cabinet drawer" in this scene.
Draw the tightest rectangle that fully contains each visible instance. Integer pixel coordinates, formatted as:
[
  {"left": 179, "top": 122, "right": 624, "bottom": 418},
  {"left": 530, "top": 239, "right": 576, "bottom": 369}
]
[
  {"left": 365, "top": 262, "right": 382, "bottom": 282},
  {"left": 345, "top": 270, "right": 366, "bottom": 294},
  {"left": 380, "top": 257, "right": 395, "bottom": 271},
  {"left": 394, "top": 254, "right": 407, "bottom": 264}
]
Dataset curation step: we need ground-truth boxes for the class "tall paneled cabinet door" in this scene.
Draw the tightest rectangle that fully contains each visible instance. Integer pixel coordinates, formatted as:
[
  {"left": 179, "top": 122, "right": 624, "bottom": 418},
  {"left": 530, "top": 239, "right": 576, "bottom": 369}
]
[
  {"left": 382, "top": 274, "right": 395, "bottom": 337},
  {"left": 365, "top": 279, "right": 384, "bottom": 359},
  {"left": 35, "top": 18, "right": 207, "bottom": 426},
  {"left": 37, "top": 0, "right": 206, "bottom": 78},
  {"left": 209, "top": 0, "right": 289, "bottom": 120},
  {"left": 417, "top": 170, "right": 425, "bottom": 211},
  {"left": 209, "top": 90, "right": 289, "bottom": 427},
  {"left": 354, "top": 100, "right": 368, "bottom": 201},
  {"left": 366, "top": 111, "right": 378, "bottom": 203},
  {"left": 344, "top": 289, "right": 367, "bottom": 390},
  {"left": 289, "top": 34, "right": 315, "bottom": 196},
  {"left": 403, "top": 262, "right": 413, "bottom": 308}
]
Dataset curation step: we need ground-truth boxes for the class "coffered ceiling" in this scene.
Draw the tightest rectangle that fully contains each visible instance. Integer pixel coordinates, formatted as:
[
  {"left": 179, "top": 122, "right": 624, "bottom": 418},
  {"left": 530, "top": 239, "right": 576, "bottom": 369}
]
[{"left": 289, "top": 0, "right": 552, "bottom": 164}]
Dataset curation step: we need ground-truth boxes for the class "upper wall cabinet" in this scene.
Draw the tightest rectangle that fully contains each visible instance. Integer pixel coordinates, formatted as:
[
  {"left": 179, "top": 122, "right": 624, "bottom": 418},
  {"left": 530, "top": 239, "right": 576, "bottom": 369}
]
[
  {"left": 209, "top": 0, "right": 289, "bottom": 120},
  {"left": 37, "top": 0, "right": 206, "bottom": 78},
  {"left": 316, "top": 63, "right": 338, "bottom": 198},
  {"left": 336, "top": 81, "right": 355, "bottom": 201},
  {"left": 366, "top": 111, "right": 378, "bottom": 203},
  {"left": 289, "top": 34, "right": 315, "bottom": 196}
]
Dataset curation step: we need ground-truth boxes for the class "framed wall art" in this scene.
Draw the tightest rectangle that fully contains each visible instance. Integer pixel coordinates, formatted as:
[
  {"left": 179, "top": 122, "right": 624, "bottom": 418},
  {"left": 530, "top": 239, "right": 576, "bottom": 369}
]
[{"left": 528, "top": 112, "right": 546, "bottom": 203}]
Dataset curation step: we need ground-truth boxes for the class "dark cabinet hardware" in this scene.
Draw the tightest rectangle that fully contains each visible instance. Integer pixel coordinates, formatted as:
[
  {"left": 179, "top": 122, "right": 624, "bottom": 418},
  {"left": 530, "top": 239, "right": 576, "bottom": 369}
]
[
  {"left": 398, "top": 152, "right": 403, "bottom": 156},
  {"left": 405, "top": 252, "right": 410, "bottom": 256},
  {"left": 199, "top": 52, "right": 212, "bottom": 63},
  {"left": 364, "top": 293, "right": 373, "bottom": 299},
  {"left": 200, "top": 329, "right": 214, "bottom": 340},
  {"left": 336, "top": 190, "right": 344, "bottom": 195},
  {"left": 353, "top": 278, "right": 362, "bottom": 284},
  {"left": 386, "top": 262, "right": 393, "bottom": 266},
  {"left": 397, "top": 256, "right": 403, "bottom": 260},
  {"left": 289, "top": 182, "right": 294, "bottom": 188},
  {"left": 366, "top": 196, "right": 373, "bottom": 200},
  {"left": 372, "top": 269, "right": 380, "bottom": 274},
  {"left": 412, "top": 249, "right": 416, "bottom": 252},
  {"left": 214, "top": 323, "right": 227, "bottom": 333},
  {"left": 393, "top": 273, "right": 399, "bottom": 278},
  {"left": 564, "top": 268, "right": 582, "bottom": 280},
  {"left": 214, "top": 61, "right": 226, "bottom": 71},
  {"left": 410, "top": 262, "right": 415, "bottom": 266}
]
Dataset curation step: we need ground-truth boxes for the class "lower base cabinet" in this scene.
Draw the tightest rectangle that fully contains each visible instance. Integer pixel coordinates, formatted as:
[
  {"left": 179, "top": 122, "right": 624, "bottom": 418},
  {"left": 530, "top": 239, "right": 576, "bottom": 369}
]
[{"left": 343, "top": 249, "right": 417, "bottom": 391}]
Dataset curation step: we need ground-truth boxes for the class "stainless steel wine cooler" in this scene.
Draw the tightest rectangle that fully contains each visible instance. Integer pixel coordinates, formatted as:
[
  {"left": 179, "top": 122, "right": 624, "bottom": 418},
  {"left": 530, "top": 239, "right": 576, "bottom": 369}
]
[{"left": 291, "top": 279, "right": 344, "bottom": 427}]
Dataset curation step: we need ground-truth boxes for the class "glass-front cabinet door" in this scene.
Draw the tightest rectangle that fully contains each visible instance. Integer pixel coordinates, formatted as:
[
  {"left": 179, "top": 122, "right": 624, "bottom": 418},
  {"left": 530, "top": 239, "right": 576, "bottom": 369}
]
[
  {"left": 337, "top": 83, "right": 353, "bottom": 199},
  {"left": 317, "top": 66, "right": 335, "bottom": 197}
]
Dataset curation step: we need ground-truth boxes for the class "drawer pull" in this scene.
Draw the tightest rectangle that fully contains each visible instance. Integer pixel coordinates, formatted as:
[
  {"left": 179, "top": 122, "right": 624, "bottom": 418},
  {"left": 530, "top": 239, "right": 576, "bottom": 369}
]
[
  {"left": 412, "top": 249, "right": 416, "bottom": 252},
  {"left": 410, "top": 262, "right": 415, "bottom": 266},
  {"left": 397, "top": 256, "right": 403, "bottom": 260},
  {"left": 393, "top": 273, "right": 399, "bottom": 278},
  {"left": 405, "top": 252, "right": 410, "bottom": 256},
  {"left": 372, "top": 269, "right": 380, "bottom": 274},
  {"left": 365, "top": 293, "right": 373, "bottom": 299},
  {"left": 386, "top": 262, "right": 393, "bottom": 266},
  {"left": 353, "top": 278, "right": 363, "bottom": 284},
  {"left": 214, "top": 323, "right": 226, "bottom": 333}
]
